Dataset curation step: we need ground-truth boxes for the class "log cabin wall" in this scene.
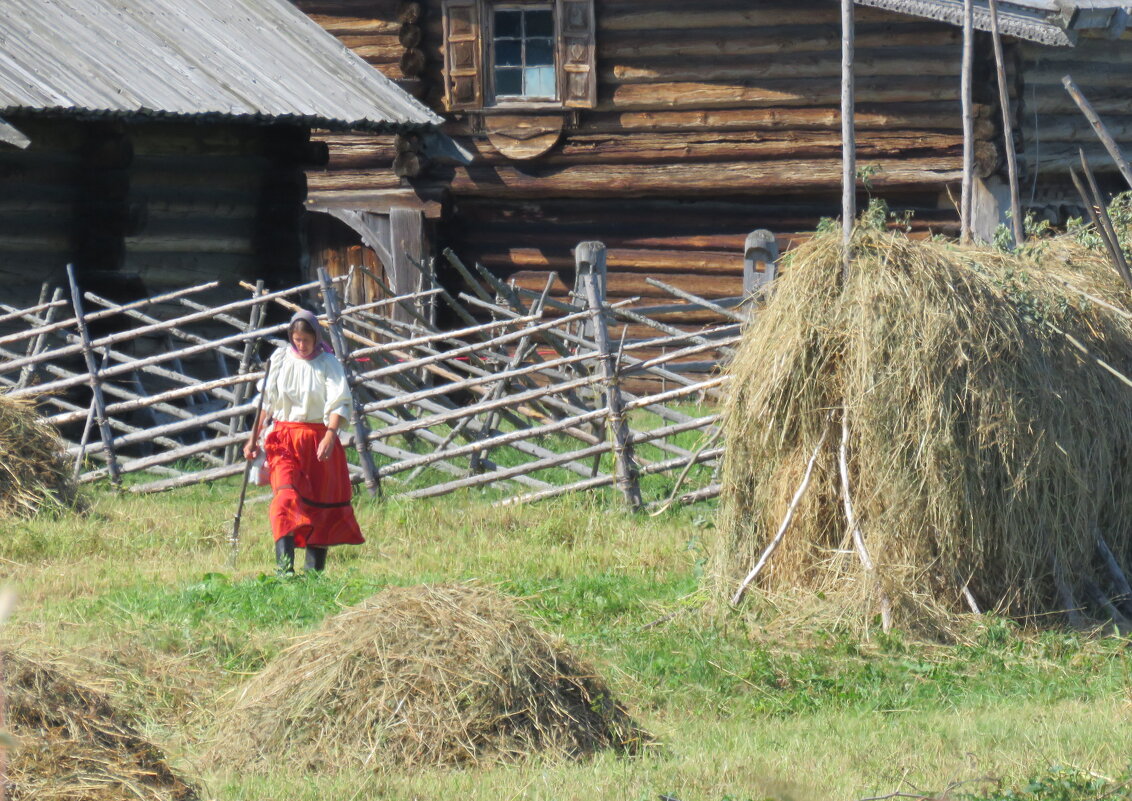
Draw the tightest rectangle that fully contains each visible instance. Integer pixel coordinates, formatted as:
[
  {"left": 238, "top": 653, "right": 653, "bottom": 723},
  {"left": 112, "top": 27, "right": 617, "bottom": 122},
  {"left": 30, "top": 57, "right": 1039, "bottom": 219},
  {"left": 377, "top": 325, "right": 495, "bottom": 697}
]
[
  {"left": 300, "top": 0, "right": 1003, "bottom": 332},
  {"left": 1017, "top": 35, "right": 1132, "bottom": 219},
  {"left": 0, "top": 117, "right": 84, "bottom": 306},
  {"left": 0, "top": 116, "right": 312, "bottom": 307}
]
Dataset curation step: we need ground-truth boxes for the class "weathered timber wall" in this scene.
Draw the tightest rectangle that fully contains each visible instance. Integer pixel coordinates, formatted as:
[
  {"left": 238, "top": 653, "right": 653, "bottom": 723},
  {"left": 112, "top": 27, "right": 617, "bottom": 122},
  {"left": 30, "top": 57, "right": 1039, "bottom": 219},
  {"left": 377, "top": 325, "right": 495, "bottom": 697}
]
[
  {"left": 1016, "top": 35, "right": 1132, "bottom": 217},
  {"left": 298, "top": 0, "right": 990, "bottom": 322},
  {"left": 0, "top": 116, "right": 312, "bottom": 304}
]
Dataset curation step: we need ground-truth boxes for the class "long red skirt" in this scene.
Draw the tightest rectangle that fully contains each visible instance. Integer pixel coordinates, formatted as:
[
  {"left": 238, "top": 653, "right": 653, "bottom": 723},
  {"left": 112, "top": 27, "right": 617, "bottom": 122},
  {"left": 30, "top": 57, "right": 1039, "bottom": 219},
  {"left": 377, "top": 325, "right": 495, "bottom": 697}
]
[{"left": 264, "top": 421, "right": 365, "bottom": 548}]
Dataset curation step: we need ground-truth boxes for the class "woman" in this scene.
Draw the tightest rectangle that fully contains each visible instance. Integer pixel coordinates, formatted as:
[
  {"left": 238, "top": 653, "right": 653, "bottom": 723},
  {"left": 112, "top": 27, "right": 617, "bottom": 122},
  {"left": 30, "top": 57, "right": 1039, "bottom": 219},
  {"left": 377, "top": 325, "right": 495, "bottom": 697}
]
[{"left": 243, "top": 309, "right": 364, "bottom": 574}]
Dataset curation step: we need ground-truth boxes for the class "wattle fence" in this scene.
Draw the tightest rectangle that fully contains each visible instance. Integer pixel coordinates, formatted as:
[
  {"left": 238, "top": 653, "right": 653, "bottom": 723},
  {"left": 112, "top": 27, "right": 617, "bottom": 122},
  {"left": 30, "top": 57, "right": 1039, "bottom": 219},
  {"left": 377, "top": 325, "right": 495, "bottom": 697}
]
[{"left": 0, "top": 242, "right": 768, "bottom": 509}]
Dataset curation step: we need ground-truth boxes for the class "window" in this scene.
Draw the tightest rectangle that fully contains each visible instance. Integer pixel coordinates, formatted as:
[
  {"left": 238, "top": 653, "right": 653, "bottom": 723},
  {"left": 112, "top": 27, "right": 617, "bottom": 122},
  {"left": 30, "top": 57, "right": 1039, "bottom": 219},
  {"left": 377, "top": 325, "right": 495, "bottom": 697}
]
[
  {"left": 442, "top": 0, "right": 596, "bottom": 112},
  {"left": 492, "top": 7, "right": 555, "bottom": 100}
]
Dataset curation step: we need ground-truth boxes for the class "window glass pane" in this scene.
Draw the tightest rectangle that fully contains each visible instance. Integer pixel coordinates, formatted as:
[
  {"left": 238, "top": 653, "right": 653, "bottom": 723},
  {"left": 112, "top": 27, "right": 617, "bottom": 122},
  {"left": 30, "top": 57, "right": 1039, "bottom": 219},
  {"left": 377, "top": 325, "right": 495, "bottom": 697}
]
[
  {"left": 494, "top": 10, "right": 521, "bottom": 38},
  {"left": 495, "top": 67, "right": 522, "bottom": 96},
  {"left": 495, "top": 40, "right": 522, "bottom": 66},
  {"left": 525, "top": 9, "right": 554, "bottom": 37},
  {"left": 527, "top": 37, "right": 553, "bottom": 66},
  {"left": 524, "top": 66, "right": 555, "bottom": 98}
]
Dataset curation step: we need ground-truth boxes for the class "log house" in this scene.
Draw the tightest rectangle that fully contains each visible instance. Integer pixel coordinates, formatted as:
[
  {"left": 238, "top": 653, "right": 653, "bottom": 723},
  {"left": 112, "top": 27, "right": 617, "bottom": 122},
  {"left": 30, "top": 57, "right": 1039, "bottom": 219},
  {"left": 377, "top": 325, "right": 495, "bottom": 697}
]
[
  {"left": 0, "top": 0, "right": 439, "bottom": 311},
  {"left": 297, "top": 0, "right": 1132, "bottom": 344}
]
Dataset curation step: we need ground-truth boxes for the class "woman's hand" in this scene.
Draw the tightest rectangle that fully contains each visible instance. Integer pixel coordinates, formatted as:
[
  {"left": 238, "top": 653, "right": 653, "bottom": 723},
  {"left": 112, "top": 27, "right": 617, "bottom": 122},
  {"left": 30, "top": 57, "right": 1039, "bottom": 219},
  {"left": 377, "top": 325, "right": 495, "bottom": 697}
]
[
  {"left": 317, "top": 430, "right": 337, "bottom": 462},
  {"left": 243, "top": 440, "right": 259, "bottom": 461}
]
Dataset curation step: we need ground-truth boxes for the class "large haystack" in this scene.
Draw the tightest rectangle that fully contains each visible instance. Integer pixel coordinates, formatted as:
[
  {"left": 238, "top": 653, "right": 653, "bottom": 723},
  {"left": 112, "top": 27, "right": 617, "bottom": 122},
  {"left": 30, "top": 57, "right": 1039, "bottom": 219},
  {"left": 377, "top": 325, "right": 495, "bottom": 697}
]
[
  {"left": 6, "top": 651, "right": 199, "bottom": 801},
  {"left": 719, "top": 228, "right": 1132, "bottom": 630},
  {"left": 0, "top": 394, "right": 78, "bottom": 517},
  {"left": 212, "top": 584, "right": 646, "bottom": 771}
]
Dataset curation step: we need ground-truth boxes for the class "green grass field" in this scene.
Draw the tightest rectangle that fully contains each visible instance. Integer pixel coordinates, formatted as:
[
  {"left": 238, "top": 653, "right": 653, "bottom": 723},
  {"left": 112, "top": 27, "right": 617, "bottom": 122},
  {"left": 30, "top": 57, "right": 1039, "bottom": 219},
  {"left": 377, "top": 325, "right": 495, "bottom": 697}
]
[{"left": 4, "top": 481, "right": 1131, "bottom": 801}]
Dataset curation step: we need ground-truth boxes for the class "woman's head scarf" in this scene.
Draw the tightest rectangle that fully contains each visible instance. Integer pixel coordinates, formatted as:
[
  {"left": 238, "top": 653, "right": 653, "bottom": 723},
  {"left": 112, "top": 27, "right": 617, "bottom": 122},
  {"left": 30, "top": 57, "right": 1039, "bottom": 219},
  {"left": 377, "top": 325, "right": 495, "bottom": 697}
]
[{"left": 288, "top": 309, "right": 332, "bottom": 359}]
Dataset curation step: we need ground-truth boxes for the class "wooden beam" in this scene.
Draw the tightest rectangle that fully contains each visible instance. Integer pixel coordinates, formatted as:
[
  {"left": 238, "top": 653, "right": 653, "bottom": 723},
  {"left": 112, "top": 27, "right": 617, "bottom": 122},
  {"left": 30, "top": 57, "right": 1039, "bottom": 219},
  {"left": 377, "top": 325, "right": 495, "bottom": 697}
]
[
  {"left": 842, "top": 0, "right": 856, "bottom": 276},
  {"left": 988, "top": 0, "right": 1024, "bottom": 248},
  {"left": 961, "top": 0, "right": 975, "bottom": 242}
]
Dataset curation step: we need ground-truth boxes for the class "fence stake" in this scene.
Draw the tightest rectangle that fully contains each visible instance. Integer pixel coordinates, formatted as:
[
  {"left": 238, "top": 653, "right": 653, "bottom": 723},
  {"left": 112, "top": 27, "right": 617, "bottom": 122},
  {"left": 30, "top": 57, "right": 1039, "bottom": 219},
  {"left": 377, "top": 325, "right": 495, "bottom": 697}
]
[
  {"left": 580, "top": 243, "right": 642, "bottom": 511},
  {"left": 319, "top": 267, "right": 380, "bottom": 497},
  {"left": 16, "top": 286, "right": 65, "bottom": 389},
  {"left": 225, "top": 281, "right": 265, "bottom": 464},
  {"left": 66, "top": 265, "right": 121, "bottom": 488},
  {"left": 72, "top": 347, "right": 110, "bottom": 479}
]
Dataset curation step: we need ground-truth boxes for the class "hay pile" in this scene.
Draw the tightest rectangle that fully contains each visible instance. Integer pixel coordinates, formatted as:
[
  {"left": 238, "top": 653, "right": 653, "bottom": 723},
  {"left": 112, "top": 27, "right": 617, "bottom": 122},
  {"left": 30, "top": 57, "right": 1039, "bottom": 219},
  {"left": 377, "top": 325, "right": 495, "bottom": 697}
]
[
  {"left": 0, "top": 394, "right": 77, "bottom": 516},
  {"left": 212, "top": 584, "right": 646, "bottom": 771},
  {"left": 719, "top": 228, "right": 1132, "bottom": 630},
  {"left": 6, "top": 651, "right": 198, "bottom": 800}
]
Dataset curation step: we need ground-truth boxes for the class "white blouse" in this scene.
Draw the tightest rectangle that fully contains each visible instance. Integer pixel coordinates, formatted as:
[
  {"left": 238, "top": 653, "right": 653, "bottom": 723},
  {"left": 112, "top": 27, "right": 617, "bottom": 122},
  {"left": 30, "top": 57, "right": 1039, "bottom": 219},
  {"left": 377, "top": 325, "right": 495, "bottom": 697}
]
[{"left": 259, "top": 347, "right": 352, "bottom": 429}]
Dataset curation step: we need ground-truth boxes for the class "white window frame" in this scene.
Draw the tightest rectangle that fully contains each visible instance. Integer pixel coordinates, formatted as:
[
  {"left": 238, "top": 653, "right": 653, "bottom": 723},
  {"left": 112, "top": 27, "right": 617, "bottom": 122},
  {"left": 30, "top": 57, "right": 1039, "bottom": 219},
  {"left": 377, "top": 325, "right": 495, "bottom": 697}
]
[{"left": 486, "top": 2, "right": 558, "bottom": 107}]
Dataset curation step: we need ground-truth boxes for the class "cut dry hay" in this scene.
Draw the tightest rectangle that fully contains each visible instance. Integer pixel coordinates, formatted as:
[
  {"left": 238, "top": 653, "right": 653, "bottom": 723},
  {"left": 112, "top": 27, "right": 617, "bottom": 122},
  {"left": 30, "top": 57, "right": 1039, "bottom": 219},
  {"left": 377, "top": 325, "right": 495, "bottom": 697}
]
[
  {"left": 0, "top": 393, "right": 78, "bottom": 517},
  {"left": 718, "top": 228, "right": 1132, "bottom": 632},
  {"left": 6, "top": 651, "right": 199, "bottom": 801},
  {"left": 211, "top": 584, "right": 647, "bottom": 772}
]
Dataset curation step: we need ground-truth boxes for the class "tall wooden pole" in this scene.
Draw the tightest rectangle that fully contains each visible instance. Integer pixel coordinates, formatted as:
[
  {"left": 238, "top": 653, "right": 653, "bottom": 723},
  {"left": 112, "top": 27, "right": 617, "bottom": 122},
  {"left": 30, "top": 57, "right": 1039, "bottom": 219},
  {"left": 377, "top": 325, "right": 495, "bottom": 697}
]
[
  {"left": 988, "top": 0, "right": 1024, "bottom": 247},
  {"left": 318, "top": 267, "right": 381, "bottom": 497},
  {"left": 579, "top": 242, "right": 642, "bottom": 512},
  {"left": 1062, "top": 74, "right": 1132, "bottom": 192},
  {"left": 67, "top": 264, "right": 121, "bottom": 488},
  {"left": 841, "top": 0, "right": 856, "bottom": 278},
  {"left": 960, "top": 0, "right": 975, "bottom": 242}
]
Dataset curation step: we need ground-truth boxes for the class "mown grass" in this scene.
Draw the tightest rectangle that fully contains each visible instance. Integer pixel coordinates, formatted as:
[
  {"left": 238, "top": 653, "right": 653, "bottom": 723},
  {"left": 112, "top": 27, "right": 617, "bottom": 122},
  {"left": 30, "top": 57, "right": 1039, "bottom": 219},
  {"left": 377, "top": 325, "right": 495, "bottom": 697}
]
[{"left": 2, "top": 481, "right": 1131, "bottom": 800}]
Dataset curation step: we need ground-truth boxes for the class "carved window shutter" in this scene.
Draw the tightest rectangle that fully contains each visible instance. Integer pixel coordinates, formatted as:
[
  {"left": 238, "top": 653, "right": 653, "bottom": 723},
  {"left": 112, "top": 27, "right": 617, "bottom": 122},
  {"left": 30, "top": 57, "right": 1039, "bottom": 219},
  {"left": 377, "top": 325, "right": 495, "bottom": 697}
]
[
  {"left": 442, "top": 0, "right": 483, "bottom": 110},
  {"left": 555, "top": 0, "right": 596, "bottom": 108}
]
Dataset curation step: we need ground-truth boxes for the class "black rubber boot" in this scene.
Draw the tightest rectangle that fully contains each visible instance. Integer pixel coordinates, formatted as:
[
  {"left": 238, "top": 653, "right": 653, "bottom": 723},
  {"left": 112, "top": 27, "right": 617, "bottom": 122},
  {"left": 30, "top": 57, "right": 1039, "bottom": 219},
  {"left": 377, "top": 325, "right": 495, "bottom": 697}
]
[
  {"left": 275, "top": 536, "right": 295, "bottom": 575},
  {"left": 304, "top": 546, "right": 328, "bottom": 572}
]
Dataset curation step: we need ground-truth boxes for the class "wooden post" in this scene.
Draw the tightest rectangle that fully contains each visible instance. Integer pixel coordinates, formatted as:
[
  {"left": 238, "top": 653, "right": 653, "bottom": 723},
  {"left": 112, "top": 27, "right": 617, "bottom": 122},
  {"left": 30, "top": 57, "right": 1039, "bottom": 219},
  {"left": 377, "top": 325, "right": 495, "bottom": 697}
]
[
  {"left": 390, "top": 208, "right": 429, "bottom": 326},
  {"left": 1062, "top": 75, "right": 1132, "bottom": 192},
  {"left": 841, "top": 0, "right": 855, "bottom": 278},
  {"left": 1073, "top": 151, "right": 1132, "bottom": 291},
  {"left": 579, "top": 244, "right": 642, "bottom": 512},
  {"left": 576, "top": 241, "right": 611, "bottom": 464},
  {"left": 988, "top": 0, "right": 1024, "bottom": 248},
  {"left": 72, "top": 348, "right": 110, "bottom": 479},
  {"left": 318, "top": 267, "right": 380, "bottom": 497},
  {"left": 961, "top": 0, "right": 975, "bottom": 243},
  {"left": 743, "top": 230, "right": 779, "bottom": 297},
  {"left": 225, "top": 280, "right": 265, "bottom": 465},
  {"left": 16, "top": 286, "right": 64, "bottom": 389},
  {"left": 66, "top": 264, "right": 121, "bottom": 488}
]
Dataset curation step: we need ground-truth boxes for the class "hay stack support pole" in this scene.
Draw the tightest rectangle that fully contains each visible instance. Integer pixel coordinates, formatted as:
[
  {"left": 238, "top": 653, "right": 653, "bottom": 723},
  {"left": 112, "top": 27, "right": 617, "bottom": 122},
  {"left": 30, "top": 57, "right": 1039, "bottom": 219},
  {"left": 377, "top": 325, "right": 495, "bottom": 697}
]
[
  {"left": 732, "top": 422, "right": 830, "bottom": 606},
  {"left": 1076, "top": 150, "right": 1132, "bottom": 291},
  {"left": 960, "top": 0, "right": 975, "bottom": 243},
  {"left": 580, "top": 241, "right": 642, "bottom": 512},
  {"left": 1095, "top": 532, "right": 1132, "bottom": 616},
  {"left": 988, "top": 0, "right": 1024, "bottom": 248},
  {"left": 1053, "top": 557, "right": 1085, "bottom": 627},
  {"left": 66, "top": 264, "right": 121, "bottom": 488},
  {"left": 841, "top": 0, "right": 855, "bottom": 278},
  {"left": 318, "top": 267, "right": 380, "bottom": 497},
  {"left": 1062, "top": 75, "right": 1132, "bottom": 192},
  {"left": 839, "top": 414, "right": 892, "bottom": 632}
]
